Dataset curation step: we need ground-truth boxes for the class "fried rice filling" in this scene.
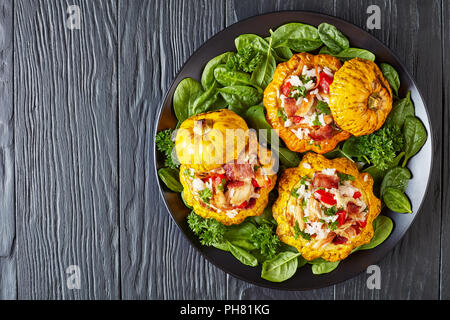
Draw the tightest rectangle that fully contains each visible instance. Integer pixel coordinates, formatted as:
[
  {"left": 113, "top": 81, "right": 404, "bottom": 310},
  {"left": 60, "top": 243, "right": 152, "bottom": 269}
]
[
  {"left": 277, "top": 65, "right": 342, "bottom": 142},
  {"left": 286, "top": 167, "right": 368, "bottom": 248}
]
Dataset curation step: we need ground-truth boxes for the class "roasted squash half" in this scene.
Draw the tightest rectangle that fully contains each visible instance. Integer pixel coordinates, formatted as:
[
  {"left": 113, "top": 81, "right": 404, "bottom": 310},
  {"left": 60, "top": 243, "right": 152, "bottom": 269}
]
[
  {"left": 264, "top": 53, "right": 351, "bottom": 154},
  {"left": 175, "top": 109, "right": 249, "bottom": 171},
  {"left": 329, "top": 58, "right": 393, "bottom": 136},
  {"left": 273, "top": 153, "right": 381, "bottom": 262},
  {"left": 180, "top": 138, "right": 277, "bottom": 225}
]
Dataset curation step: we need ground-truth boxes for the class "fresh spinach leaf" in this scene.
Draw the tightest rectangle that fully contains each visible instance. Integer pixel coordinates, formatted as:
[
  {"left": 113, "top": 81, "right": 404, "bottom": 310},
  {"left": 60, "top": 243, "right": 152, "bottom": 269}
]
[
  {"left": 191, "top": 81, "right": 225, "bottom": 115},
  {"left": 363, "top": 152, "right": 405, "bottom": 196},
  {"left": 214, "top": 65, "right": 262, "bottom": 92},
  {"left": 261, "top": 251, "right": 301, "bottom": 282},
  {"left": 244, "top": 105, "right": 275, "bottom": 144},
  {"left": 278, "top": 147, "right": 301, "bottom": 168},
  {"left": 317, "top": 22, "right": 349, "bottom": 54},
  {"left": 342, "top": 136, "right": 362, "bottom": 158},
  {"left": 309, "top": 258, "right": 340, "bottom": 275},
  {"left": 224, "top": 222, "right": 258, "bottom": 251},
  {"left": 334, "top": 48, "right": 376, "bottom": 61},
  {"left": 173, "top": 78, "right": 204, "bottom": 122},
  {"left": 273, "top": 45, "right": 293, "bottom": 61},
  {"left": 270, "top": 23, "right": 323, "bottom": 52},
  {"left": 385, "top": 91, "right": 415, "bottom": 129},
  {"left": 402, "top": 115, "right": 427, "bottom": 167},
  {"left": 251, "top": 37, "right": 277, "bottom": 88},
  {"left": 181, "top": 190, "right": 192, "bottom": 209},
  {"left": 380, "top": 63, "right": 400, "bottom": 96},
  {"left": 201, "top": 52, "right": 234, "bottom": 89},
  {"left": 157, "top": 167, "right": 183, "bottom": 192},
  {"left": 226, "top": 241, "right": 258, "bottom": 267},
  {"left": 357, "top": 215, "right": 394, "bottom": 251},
  {"left": 383, "top": 187, "right": 413, "bottom": 213},
  {"left": 218, "top": 85, "right": 262, "bottom": 107},
  {"left": 319, "top": 46, "right": 336, "bottom": 55},
  {"left": 380, "top": 166, "right": 411, "bottom": 196}
]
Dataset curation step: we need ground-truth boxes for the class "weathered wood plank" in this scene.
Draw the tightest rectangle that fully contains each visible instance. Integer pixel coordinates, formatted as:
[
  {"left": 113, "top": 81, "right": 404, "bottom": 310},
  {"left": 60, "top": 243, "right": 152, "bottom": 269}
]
[
  {"left": 225, "top": 0, "right": 336, "bottom": 299},
  {"left": 0, "top": 254, "right": 16, "bottom": 300},
  {"left": 333, "top": 0, "right": 442, "bottom": 299},
  {"left": 0, "top": 0, "right": 16, "bottom": 300},
  {"left": 14, "top": 0, "right": 119, "bottom": 299},
  {"left": 0, "top": 0, "right": 15, "bottom": 258},
  {"left": 118, "top": 0, "right": 227, "bottom": 299},
  {"left": 440, "top": 0, "right": 450, "bottom": 300}
]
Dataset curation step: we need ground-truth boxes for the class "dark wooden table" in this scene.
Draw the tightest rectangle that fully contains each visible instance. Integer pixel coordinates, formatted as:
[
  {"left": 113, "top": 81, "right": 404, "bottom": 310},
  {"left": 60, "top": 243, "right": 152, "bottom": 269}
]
[{"left": 0, "top": 0, "right": 448, "bottom": 300}]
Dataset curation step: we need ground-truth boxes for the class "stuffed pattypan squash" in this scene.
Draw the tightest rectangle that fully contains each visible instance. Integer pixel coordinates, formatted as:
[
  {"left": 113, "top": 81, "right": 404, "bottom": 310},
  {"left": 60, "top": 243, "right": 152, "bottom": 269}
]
[
  {"left": 264, "top": 52, "right": 351, "bottom": 154},
  {"left": 176, "top": 110, "right": 277, "bottom": 225},
  {"left": 175, "top": 109, "right": 249, "bottom": 171},
  {"left": 272, "top": 152, "right": 381, "bottom": 262},
  {"left": 329, "top": 58, "right": 393, "bottom": 136}
]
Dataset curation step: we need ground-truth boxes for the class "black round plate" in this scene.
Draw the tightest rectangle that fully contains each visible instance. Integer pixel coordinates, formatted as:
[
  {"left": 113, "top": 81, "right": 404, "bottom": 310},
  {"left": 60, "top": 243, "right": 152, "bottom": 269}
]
[{"left": 154, "top": 11, "right": 433, "bottom": 290}]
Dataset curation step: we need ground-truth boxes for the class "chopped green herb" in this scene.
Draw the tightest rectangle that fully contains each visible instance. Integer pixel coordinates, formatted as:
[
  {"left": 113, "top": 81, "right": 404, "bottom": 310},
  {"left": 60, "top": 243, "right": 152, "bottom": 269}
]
[
  {"left": 277, "top": 108, "right": 288, "bottom": 121},
  {"left": 337, "top": 172, "right": 355, "bottom": 182},
  {"left": 312, "top": 113, "right": 322, "bottom": 127},
  {"left": 294, "top": 222, "right": 311, "bottom": 240},
  {"left": 327, "top": 220, "right": 339, "bottom": 231},
  {"left": 302, "top": 197, "right": 307, "bottom": 208},
  {"left": 183, "top": 169, "right": 194, "bottom": 178},
  {"left": 291, "top": 188, "right": 300, "bottom": 198},
  {"left": 289, "top": 85, "right": 307, "bottom": 99},
  {"left": 198, "top": 188, "right": 212, "bottom": 204},
  {"left": 325, "top": 205, "right": 337, "bottom": 216},
  {"left": 217, "top": 179, "right": 226, "bottom": 192}
]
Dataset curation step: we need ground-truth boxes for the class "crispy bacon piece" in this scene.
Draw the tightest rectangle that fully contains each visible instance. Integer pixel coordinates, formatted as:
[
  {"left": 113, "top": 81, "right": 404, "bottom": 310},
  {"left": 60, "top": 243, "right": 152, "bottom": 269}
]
[
  {"left": 312, "top": 172, "right": 339, "bottom": 189},
  {"left": 226, "top": 180, "right": 244, "bottom": 188},
  {"left": 283, "top": 97, "right": 298, "bottom": 116},
  {"left": 223, "top": 163, "right": 254, "bottom": 181},
  {"left": 333, "top": 235, "right": 348, "bottom": 245},
  {"left": 308, "top": 124, "right": 335, "bottom": 141}
]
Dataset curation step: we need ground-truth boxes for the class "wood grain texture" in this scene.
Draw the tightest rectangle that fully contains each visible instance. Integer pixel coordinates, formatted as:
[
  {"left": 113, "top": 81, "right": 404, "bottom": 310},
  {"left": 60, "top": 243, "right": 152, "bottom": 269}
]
[
  {"left": 118, "top": 0, "right": 228, "bottom": 299},
  {"left": 440, "top": 0, "right": 450, "bottom": 300},
  {"left": 225, "top": 0, "right": 336, "bottom": 300},
  {"left": 333, "top": 0, "right": 443, "bottom": 300},
  {"left": 14, "top": 0, "right": 119, "bottom": 299},
  {"left": 0, "top": 0, "right": 16, "bottom": 300},
  {"left": 0, "top": 0, "right": 15, "bottom": 257}
]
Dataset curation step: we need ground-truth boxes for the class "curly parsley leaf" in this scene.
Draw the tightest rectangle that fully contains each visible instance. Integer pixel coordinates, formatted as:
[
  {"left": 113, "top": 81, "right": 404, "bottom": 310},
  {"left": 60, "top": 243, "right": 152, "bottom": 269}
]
[
  {"left": 226, "top": 46, "right": 263, "bottom": 73},
  {"left": 250, "top": 223, "right": 281, "bottom": 259},
  {"left": 358, "top": 126, "right": 404, "bottom": 170},
  {"left": 155, "top": 129, "right": 178, "bottom": 169},
  {"left": 187, "top": 212, "right": 226, "bottom": 246}
]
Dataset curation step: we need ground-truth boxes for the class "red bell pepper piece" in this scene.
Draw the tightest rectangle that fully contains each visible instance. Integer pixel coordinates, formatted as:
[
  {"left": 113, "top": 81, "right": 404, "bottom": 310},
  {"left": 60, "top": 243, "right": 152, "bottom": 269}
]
[
  {"left": 353, "top": 191, "right": 362, "bottom": 199},
  {"left": 337, "top": 209, "right": 347, "bottom": 226},
  {"left": 281, "top": 81, "right": 292, "bottom": 96},
  {"left": 314, "top": 189, "right": 337, "bottom": 206},
  {"left": 292, "top": 116, "right": 303, "bottom": 124},
  {"left": 318, "top": 72, "right": 333, "bottom": 94}
]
